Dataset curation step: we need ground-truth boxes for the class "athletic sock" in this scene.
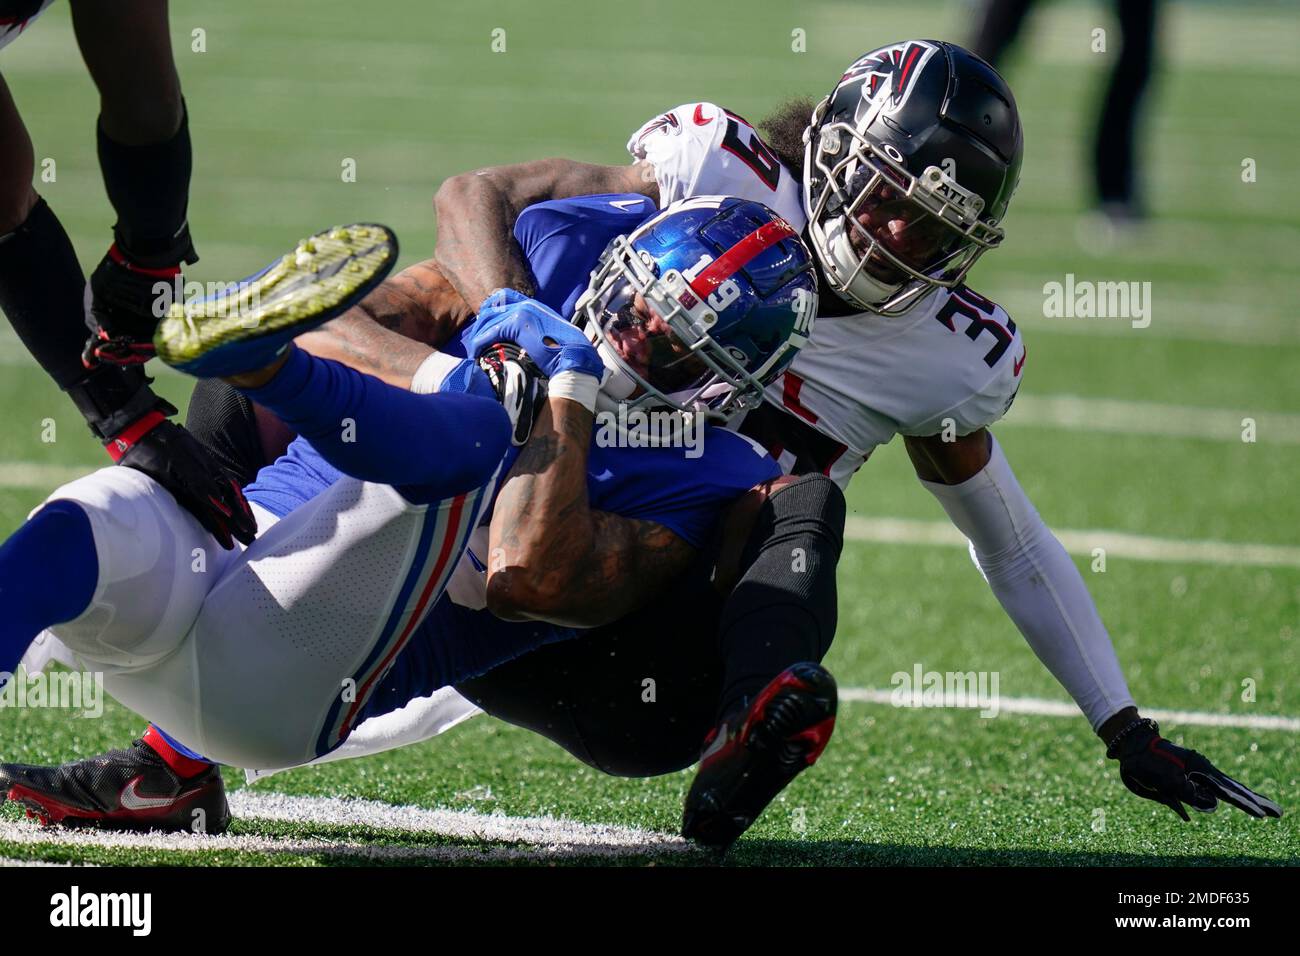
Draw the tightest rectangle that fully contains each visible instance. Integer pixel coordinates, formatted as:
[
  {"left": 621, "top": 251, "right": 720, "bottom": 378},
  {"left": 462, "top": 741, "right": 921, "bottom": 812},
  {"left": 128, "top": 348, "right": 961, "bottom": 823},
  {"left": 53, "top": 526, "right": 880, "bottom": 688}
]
[
  {"left": 141, "top": 725, "right": 215, "bottom": 776},
  {"left": 715, "top": 474, "right": 846, "bottom": 717},
  {"left": 0, "top": 198, "right": 96, "bottom": 387},
  {"left": 97, "top": 103, "right": 196, "bottom": 265},
  {"left": 240, "top": 348, "right": 510, "bottom": 502},
  {"left": 0, "top": 500, "right": 98, "bottom": 676}
]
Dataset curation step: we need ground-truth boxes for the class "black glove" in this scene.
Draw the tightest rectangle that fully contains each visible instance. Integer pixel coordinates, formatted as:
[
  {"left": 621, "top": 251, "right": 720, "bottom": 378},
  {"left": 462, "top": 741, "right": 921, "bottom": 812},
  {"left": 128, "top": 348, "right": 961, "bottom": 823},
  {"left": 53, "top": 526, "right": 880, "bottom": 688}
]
[
  {"left": 83, "top": 242, "right": 192, "bottom": 368},
  {"left": 1109, "top": 718, "right": 1283, "bottom": 821},
  {"left": 476, "top": 341, "right": 546, "bottom": 447},
  {"left": 108, "top": 411, "right": 258, "bottom": 550}
]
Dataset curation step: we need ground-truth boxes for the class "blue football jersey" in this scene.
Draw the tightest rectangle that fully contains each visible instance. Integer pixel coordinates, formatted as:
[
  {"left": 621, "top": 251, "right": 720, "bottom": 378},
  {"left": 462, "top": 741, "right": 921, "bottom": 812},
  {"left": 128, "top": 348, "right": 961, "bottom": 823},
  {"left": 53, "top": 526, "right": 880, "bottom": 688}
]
[
  {"left": 247, "top": 192, "right": 778, "bottom": 548},
  {"left": 513, "top": 193, "right": 656, "bottom": 318},
  {"left": 243, "top": 194, "right": 782, "bottom": 715}
]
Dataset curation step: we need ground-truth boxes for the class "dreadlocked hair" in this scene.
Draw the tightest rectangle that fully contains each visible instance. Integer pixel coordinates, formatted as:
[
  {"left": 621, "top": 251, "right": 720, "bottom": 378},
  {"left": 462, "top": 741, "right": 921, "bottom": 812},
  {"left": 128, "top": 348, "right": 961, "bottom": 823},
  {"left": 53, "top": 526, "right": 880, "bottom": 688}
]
[{"left": 756, "top": 96, "right": 817, "bottom": 182}]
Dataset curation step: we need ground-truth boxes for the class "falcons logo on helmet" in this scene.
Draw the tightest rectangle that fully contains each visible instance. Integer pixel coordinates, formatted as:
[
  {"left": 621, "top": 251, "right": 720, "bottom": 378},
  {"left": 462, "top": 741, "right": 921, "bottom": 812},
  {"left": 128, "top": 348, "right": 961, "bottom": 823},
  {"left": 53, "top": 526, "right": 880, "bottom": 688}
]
[
  {"left": 638, "top": 111, "right": 682, "bottom": 140},
  {"left": 840, "top": 40, "right": 938, "bottom": 110}
]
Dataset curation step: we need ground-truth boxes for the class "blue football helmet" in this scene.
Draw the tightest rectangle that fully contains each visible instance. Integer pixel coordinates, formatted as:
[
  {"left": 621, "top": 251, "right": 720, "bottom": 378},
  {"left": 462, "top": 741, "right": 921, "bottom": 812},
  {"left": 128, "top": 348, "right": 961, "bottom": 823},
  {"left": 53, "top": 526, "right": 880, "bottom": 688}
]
[{"left": 574, "top": 196, "right": 818, "bottom": 439}]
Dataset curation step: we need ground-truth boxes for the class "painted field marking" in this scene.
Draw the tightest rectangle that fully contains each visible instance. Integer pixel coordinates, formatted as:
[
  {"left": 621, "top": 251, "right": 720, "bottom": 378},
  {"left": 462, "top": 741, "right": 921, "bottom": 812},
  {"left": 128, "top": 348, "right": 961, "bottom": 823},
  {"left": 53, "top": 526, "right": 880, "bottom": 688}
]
[
  {"left": 0, "top": 792, "right": 691, "bottom": 865},
  {"left": 839, "top": 687, "right": 1300, "bottom": 732},
  {"left": 845, "top": 516, "right": 1300, "bottom": 570}
]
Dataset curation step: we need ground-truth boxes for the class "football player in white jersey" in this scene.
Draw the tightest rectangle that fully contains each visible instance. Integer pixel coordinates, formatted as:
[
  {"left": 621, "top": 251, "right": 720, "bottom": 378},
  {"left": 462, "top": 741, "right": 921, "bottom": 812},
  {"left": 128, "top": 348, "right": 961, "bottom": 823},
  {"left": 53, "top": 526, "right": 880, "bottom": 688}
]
[{"left": 429, "top": 39, "right": 1281, "bottom": 831}]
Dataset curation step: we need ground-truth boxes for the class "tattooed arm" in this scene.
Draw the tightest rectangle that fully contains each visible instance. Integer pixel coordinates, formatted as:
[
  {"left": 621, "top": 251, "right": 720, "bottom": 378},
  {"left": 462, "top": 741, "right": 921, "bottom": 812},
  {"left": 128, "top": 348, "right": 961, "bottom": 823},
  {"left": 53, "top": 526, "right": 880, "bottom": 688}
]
[
  {"left": 485, "top": 395, "right": 694, "bottom": 629},
  {"left": 433, "top": 158, "right": 659, "bottom": 308},
  {"left": 293, "top": 257, "right": 475, "bottom": 388}
]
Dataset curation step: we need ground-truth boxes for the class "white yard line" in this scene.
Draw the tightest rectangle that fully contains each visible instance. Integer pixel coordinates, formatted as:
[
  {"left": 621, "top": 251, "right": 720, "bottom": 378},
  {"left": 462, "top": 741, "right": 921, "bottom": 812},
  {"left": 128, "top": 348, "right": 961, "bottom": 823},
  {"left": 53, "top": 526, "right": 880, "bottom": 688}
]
[
  {"left": 0, "top": 462, "right": 93, "bottom": 490},
  {"left": 845, "top": 516, "right": 1300, "bottom": 570},
  {"left": 0, "top": 793, "right": 691, "bottom": 864},
  {"left": 838, "top": 687, "right": 1300, "bottom": 732},
  {"left": 227, "top": 791, "right": 689, "bottom": 852},
  {"left": 1006, "top": 394, "right": 1300, "bottom": 445}
]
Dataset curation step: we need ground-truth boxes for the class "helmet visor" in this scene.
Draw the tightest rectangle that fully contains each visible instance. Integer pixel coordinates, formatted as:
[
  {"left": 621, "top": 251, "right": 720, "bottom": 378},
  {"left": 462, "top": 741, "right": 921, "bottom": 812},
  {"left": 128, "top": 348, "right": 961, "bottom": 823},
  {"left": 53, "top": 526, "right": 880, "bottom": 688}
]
[
  {"left": 590, "top": 276, "right": 712, "bottom": 397},
  {"left": 842, "top": 169, "right": 966, "bottom": 282}
]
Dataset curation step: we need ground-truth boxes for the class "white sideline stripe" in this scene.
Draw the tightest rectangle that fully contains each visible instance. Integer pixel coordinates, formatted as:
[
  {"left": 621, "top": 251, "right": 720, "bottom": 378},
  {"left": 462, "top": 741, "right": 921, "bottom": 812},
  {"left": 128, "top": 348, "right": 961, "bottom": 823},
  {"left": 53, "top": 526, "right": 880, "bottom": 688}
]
[
  {"left": 1007, "top": 394, "right": 1300, "bottom": 446},
  {"left": 845, "top": 516, "right": 1300, "bottom": 570},
  {"left": 839, "top": 688, "right": 1300, "bottom": 732},
  {"left": 0, "top": 793, "right": 690, "bottom": 863},
  {"left": 0, "top": 392, "right": 1293, "bottom": 494},
  {"left": 228, "top": 791, "right": 689, "bottom": 853},
  {"left": 0, "top": 462, "right": 92, "bottom": 489}
]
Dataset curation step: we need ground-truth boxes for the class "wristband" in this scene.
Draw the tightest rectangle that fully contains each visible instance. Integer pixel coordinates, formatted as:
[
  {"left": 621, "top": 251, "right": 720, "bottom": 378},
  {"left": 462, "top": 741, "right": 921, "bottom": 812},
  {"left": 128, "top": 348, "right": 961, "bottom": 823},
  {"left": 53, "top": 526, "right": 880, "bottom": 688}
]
[
  {"left": 409, "top": 351, "right": 465, "bottom": 395},
  {"left": 104, "top": 409, "right": 166, "bottom": 462},
  {"left": 1106, "top": 716, "right": 1159, "bottom": 759}
]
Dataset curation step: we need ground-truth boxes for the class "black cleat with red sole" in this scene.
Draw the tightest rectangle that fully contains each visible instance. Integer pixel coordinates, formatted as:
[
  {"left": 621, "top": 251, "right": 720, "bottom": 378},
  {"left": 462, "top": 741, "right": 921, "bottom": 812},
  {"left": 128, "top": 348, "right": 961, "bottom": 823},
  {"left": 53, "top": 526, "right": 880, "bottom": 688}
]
[
  {"left": 682, "top": 662, "right": 837, "bottom": 852},
  {"left": 0, "top": 737, "right": 229, "bottom": 834}
]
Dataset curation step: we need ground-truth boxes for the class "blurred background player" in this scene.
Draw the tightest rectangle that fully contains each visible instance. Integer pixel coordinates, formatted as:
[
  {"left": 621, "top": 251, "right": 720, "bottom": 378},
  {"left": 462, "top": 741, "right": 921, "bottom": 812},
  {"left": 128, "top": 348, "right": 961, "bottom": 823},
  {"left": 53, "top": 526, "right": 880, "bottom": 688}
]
[
  {"left": 0, "top": 0, "right": 254, "bottom": 550},
  {"left": 969, "top": 0, "right": 1162, "bottom": 230}
]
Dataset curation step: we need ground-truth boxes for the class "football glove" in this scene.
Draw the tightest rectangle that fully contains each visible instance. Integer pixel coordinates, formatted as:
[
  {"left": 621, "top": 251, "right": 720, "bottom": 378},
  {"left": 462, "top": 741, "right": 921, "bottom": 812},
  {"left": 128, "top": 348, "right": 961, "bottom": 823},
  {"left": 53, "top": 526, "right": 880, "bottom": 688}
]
[
  {"left": 464, "top": 289, "right": 605, "bottom": 383},
  {"left": 1109, "top": 719, "right": 1282, "bottom": 821},
  {"left": 476, "top": 342, "right": 546, "bottom": 447},
  {"left": 107, "top": 412, "right": 257, "bottom": 551}
]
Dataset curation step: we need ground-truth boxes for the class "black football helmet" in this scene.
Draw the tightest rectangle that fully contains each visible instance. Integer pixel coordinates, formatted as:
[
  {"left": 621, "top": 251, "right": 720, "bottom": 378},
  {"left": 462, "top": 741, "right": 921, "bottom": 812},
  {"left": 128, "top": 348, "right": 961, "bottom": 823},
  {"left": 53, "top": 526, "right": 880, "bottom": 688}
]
[{"left": 802, "top": 39, "right": 1023, "bottom": 315}]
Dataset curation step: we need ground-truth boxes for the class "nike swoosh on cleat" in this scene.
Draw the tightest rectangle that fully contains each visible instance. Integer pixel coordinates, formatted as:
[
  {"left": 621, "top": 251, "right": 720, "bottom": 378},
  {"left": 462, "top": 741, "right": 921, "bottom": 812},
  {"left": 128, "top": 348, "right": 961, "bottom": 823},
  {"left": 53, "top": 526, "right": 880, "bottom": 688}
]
[
  {"left": 118, "top": 776, "right": 178, "bottom": 810},
  {"left": 693, "top": 104, "right": 711, "bottom": 126}
]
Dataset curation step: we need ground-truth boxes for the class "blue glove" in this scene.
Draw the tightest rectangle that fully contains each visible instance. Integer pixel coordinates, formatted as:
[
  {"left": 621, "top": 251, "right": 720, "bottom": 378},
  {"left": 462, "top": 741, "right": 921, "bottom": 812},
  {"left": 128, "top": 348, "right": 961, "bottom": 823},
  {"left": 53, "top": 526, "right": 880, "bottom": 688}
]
[{"left": 464, "top": 289, "right": 605, "bottom": 382}]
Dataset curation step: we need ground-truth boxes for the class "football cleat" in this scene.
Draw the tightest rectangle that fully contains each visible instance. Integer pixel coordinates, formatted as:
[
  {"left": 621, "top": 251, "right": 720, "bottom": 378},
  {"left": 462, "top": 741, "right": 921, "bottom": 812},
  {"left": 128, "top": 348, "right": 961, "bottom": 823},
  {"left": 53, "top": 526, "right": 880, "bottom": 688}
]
[
  {"left": 0, "top": 738, "right": 229, "bottom": 834},
  {"left": 154, "top": 223, "right": 398, "bottom": 378},
  {"left": 83, "top": 242, "right": 191, "bottom": 368},
  {"left": 682, "top": 662, "right": 837, "bottom": 852}
]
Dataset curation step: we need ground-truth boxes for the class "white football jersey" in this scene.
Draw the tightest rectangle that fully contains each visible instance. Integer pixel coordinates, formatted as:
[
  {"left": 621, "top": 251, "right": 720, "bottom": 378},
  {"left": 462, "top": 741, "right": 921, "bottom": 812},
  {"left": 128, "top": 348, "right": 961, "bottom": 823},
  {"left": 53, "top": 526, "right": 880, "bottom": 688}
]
[
  {"left": 0, "top": 0, "right": 55, "bottom": 51},
  {"left": 627, "top": 102, "right": 805, "bottom": 228},
  {"left": 628, "top": 103, "right": 1026, "bottom": 488}
]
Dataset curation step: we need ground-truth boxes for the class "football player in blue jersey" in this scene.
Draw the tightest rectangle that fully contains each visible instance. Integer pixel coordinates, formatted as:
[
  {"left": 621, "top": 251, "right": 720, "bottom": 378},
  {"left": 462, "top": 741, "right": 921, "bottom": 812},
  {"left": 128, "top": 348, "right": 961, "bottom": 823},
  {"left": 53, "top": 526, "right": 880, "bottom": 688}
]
[{"left": 0, "top": 198, "right": 836, "bottom": 848}]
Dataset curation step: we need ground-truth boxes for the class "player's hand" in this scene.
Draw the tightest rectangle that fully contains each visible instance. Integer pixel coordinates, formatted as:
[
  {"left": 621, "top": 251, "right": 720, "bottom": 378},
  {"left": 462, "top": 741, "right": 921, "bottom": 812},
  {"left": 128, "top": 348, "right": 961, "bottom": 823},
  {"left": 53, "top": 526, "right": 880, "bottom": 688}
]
[
  {"left": 1109, "top": 719, "right": 1282, "bottom": 821},
  {"left": 465, "top": 289, "right": 605, "bottom": 382},
  {"left": 477, "top": 342, "right": 546, "bottom": 446},
  {"left": 107, "top": 413, "right": 257, "bottom": 550}
]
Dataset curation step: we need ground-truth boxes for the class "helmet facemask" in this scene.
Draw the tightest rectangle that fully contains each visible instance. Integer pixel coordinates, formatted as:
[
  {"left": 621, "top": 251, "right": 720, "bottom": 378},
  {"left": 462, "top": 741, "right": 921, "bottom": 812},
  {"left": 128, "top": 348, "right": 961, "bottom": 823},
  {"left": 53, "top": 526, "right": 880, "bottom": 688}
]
[
  {"left": 804, "top": 98, "right": 1006, "bottom": 316},
  {"left": 573, "top": 235, "right": 782, "bottom": 445}
]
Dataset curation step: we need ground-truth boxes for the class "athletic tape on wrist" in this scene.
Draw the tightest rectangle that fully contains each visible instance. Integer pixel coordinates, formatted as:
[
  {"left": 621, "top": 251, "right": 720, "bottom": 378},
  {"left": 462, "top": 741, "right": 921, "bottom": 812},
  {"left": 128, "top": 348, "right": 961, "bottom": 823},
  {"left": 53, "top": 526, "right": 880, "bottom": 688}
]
[
  {"left": 546, "top": 370, "right": 599, "bottom": 413},
  {"left": 409, "top": 351, "right": 465, "bottom": 395}
]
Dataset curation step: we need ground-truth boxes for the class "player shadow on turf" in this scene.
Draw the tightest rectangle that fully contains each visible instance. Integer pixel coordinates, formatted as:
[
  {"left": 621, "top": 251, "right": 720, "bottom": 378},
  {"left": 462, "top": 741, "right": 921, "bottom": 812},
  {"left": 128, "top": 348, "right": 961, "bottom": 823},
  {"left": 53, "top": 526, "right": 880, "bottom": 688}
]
[{"left": 718, "top": 839, "right": 1298, "bottom": 868}]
